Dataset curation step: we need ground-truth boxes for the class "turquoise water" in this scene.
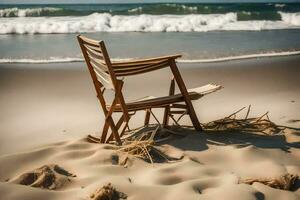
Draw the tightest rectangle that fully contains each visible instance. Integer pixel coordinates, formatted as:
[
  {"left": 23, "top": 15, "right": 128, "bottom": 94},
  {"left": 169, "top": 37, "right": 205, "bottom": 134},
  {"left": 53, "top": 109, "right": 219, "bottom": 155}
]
[{"left": 0, "top": 3, "right": 299, "bottom": 63}]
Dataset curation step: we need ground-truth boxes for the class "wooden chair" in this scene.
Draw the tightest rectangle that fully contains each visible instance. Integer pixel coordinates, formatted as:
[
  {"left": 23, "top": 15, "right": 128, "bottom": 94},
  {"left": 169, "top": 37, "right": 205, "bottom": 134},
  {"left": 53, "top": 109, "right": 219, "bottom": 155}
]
[{"left": 77, "top": 35, "right": 222, "bottom": 145}]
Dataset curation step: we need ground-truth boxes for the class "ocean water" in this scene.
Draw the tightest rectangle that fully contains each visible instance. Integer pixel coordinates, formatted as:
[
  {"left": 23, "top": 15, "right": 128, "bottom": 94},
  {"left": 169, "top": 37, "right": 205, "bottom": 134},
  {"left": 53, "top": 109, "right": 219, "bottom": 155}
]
[{"left": 0, "top": 3, "right": 300, "bottom": 64}]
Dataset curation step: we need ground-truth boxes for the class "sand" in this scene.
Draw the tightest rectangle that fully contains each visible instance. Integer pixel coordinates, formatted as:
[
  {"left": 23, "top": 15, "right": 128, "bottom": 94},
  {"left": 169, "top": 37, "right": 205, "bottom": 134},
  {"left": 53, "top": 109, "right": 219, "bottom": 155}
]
[{"left": 0, "top": 55, "right": 299, "bottom": 199}]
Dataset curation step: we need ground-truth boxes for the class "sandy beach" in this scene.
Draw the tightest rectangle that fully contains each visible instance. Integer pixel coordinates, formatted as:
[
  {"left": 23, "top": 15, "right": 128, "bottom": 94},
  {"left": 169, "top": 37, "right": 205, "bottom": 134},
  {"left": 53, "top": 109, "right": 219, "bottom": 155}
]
[{"left": 0, "top": 55, "right": 299, "bottom": 199}]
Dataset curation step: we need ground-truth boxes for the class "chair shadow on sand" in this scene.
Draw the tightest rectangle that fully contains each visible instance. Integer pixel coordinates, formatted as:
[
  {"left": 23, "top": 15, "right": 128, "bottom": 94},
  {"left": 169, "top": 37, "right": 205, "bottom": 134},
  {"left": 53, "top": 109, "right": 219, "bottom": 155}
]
[{"left": 164, "top": 127, "right": 300, "bottom": 153}]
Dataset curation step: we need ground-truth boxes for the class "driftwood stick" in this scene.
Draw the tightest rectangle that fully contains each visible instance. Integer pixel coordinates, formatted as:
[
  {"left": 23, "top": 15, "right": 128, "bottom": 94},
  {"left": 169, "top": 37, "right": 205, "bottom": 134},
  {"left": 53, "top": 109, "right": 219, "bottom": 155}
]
[
  {"left": 227, "top": 106, "right": 246, "bottom": 119},
  {"left": 149, "top": 125, "right": 159, "bottom": 141},
  {"left": 142, "top": 145, "right": 153, "bottom": 164},
  {"left": 255, "top": 111, "right": 269, "bottom": 122},
  {"left": 245, "top": 105, "right": 251, "bottom": 119}
]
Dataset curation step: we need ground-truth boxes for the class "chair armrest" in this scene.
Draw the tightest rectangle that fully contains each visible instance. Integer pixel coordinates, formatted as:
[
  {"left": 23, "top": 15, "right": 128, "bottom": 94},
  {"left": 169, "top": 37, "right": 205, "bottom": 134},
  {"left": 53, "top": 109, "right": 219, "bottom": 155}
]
[
  {"left": 112, "top": 54, "right": 182, "bottom": 66},
  {"left": 111, "top": 54, "right": 181, "bottom": 76}
]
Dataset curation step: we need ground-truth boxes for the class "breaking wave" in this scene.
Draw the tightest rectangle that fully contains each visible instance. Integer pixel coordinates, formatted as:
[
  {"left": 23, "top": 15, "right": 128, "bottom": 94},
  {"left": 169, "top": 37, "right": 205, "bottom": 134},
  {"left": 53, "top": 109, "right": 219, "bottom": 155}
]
[
  {"left": 275, "top": 4, "right": 286, "bottom": 8},
  {"left": 0, "top": 5, "right": 203, "bottom": 17},
  {"left": 0, "top": 7, "right": 63, "bottom": 17},
  {"left": 0, "top": 12, "right": 300, "bottom": 34},
  {"left": 1, "top": 51, "right": 299, "bottom": 64},
  {"left": 280, "top": 12, "right": 300, "bottom": 26}
]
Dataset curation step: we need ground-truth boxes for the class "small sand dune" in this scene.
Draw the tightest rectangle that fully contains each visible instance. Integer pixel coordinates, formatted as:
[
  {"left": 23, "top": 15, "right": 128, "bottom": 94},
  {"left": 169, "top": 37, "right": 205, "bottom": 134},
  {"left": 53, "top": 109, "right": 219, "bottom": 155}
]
[{"left": 0, "top": 128, "right": 299, "bottom": 200}]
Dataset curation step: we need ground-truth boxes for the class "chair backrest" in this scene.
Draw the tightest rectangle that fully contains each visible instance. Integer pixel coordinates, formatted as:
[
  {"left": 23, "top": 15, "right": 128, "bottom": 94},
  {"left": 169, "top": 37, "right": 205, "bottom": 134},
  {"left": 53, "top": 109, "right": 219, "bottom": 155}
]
[{"left": 77, "top": 35, "right": 116, "bottom": 90}]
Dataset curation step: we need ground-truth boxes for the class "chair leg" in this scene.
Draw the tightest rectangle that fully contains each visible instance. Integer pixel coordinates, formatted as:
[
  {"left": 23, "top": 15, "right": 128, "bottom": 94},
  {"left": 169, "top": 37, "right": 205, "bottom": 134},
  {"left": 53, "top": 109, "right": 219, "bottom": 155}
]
[
  {"left": 144, "top": 109, "right": 151, "bottom": 126},
  {"left": 163, "top": 77, "right": 175, "bottom": 128},
  {"left": 169, "top": 60, "right": 202, "bottom": 131},
  {"left": 163, "top": 106, "right": 170, "bottom": 127},
  {"left": 106, "top": 116, "right": 122, "bottom": 145},
  {"left": 187, "top": 106, "right": 202, "bottom": 131},
  {"left": 119, "top": 121, "right": 129, "bottom": 138},
  {"left": 106, "top": 114, "right": 125, "bottom": 143},
  {"left": 106, "top": 79, "right": 132, "bottom": 144}
]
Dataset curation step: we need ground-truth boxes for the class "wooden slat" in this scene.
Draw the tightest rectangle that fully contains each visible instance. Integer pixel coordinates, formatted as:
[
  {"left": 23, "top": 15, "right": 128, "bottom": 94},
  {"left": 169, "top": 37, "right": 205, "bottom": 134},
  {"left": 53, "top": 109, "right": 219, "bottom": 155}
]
[
  {"left": 93, "top": 68, "right": 110, "bottom": 83},
  {"left": 86, "top": 47, "right": 104, "bottom": 60},
  {"left": 89, "top": 56, "right": 107, "bottom": 71},
  {"left": 92, "top": 64, "right": 110, "bottom": 80},
  {"left": 115, "top": 63, "right": 168, "bottom": 76},
  {"left": 170, "top": 110, "right": 186, "bottom": 114},
  {"left": 171, "top": 104, "right": 187, "bottom": 109},
  {"left": 108, "top": 94, "right": 185, "bottom": 112},
  {"left": 114, "top": 61, "right": 170, "bottom": 76},
  {"left": 112, "top": 59, "right": 166, "bottom": 68},
  {"left": 108, "top": 90, "right": 205, "bottom": 112},
  {"left": 84, "top": 44, "right": 102, "bottom": 53},
  {"left": 79, "top": 35, "right": 100, "bottom": 47},
  {"left": 112, "top": 54, "right": 182, "bottom": 65},
  {"left": 113, "top": 60, "right": 168, "bottom": 71},
  {"left": 91, "top": 64, "right": 114, "bottom": 89},
  {"left": 91, "top": 62, "right": 109, "bottom": 78},
  {"left": 94, "top": 74, "right": 113, "bottom": 90},
  {"left": 88, "top": 54, "right": 106, "bottom": 66}
]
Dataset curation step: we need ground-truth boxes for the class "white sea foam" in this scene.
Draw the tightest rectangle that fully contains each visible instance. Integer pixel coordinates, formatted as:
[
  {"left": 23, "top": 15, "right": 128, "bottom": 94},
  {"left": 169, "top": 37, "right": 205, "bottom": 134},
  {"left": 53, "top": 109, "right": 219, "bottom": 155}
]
[
  {"left": 0, "top": 12, "right": 300, "bottom": 34},
  {"left": 275, "top": 4, "right": 286, "bottom": 8},
  {"left": 181, "top": 5, "right": 198, "bottom": 12},
  {"left": 128, "top": 7, "right": 143, "bottom": 13},
  {"left": 0, "top": 57, "right": 83, "bottom": 64},
  {"left": 0, "top": 7, "right": 62, "bottom": 17},
  {"left": 241, "top": 11, "right": 251, "bottom": 15},
  {"left": 179, "top": 50, "right": 300, "bottom": 63},
  {"left": 280, "top": 12, "right": 300, "bottom": 26},
  {"left": 1, "top": 51, "right": 299, "bottom": 64}
]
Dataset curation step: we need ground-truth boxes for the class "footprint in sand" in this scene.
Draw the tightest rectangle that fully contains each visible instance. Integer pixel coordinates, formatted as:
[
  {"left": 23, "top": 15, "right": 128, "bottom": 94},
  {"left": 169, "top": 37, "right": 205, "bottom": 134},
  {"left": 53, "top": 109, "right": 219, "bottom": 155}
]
[{"left": 10, "top": 164, "right": 76, "bottom": 190}]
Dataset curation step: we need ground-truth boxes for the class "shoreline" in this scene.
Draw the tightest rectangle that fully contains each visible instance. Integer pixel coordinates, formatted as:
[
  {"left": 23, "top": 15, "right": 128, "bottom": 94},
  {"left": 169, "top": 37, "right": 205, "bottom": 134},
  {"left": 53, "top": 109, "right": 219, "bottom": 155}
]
[{"left": 1, "top": 50, "right": 300, "bottom": 65}]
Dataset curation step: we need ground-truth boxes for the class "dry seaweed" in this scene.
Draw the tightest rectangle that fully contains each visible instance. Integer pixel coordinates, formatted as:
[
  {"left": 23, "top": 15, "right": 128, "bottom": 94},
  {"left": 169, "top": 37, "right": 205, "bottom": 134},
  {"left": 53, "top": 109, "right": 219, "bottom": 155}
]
[
  {"left": 117, "top": 125, "right": 182, "bottom": 165},
  {"left": 90, "top": 183, "right": 127, "bottom": 200},
  {"left": 202, "top": 105, "right": 286, "bottom": 135},
  {"left": 117, "top": 140, "right": 170, "bottom": 165},
  {"left": 240, "top": 173, "right": 299, "bottom": 191}
]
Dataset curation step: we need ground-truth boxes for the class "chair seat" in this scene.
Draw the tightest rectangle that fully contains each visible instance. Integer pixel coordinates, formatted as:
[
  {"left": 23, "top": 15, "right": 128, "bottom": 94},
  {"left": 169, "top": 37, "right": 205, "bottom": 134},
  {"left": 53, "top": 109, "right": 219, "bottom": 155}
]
[{"left": 108, "top": 84, "right": 222, "bottom": 112}]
